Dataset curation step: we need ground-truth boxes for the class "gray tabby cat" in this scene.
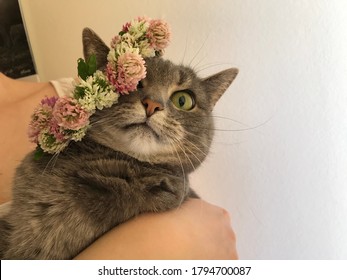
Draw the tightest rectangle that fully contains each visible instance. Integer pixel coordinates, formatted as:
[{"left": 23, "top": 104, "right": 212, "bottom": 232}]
[{"left": 0, "top": 28, "right": 238, "bottom": 259}]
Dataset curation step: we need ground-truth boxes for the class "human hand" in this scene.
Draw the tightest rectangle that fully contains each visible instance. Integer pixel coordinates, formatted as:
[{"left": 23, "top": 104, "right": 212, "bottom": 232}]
[
  {"left": 166, "top": 198, "right": 238, "bottom": 259},
  {"left": 75, "top": 199, "right": 237, "bottom": 260}
]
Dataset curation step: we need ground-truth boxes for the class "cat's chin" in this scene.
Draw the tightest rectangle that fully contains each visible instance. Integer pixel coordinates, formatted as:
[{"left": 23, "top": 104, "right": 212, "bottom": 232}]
[
  {"left": 120, "top": 125, "right": 173, "bottom": 162},
  {"left": 91, "top": 125, "right": 174, "bottom": 163},
  {"left": 123, "top": 122, "right": 161, "bottom": 140}
]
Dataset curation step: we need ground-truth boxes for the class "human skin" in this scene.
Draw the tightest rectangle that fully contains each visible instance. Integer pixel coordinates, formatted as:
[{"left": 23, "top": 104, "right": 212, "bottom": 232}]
[
  {"left": 75, "top": 198, "right": 238, "bottom": 260},
  {"left": 0, "top": 73, "right": 238, "bottom": 259},
  {"left": 0, "top": 73, "right": 57, "bottom": 203}
]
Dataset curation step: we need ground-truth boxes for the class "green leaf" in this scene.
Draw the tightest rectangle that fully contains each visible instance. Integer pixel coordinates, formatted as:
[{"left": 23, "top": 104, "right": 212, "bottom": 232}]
[
  {"left": 87, "top": 54, "right": 97, "bottom": 76},
  {"left": 34, "top": 146, "right": 44, "bottom": 160},
  {"left": 77, "top": 54, "right": 97, "bottom": 80},
  {"left": 74, "top": 85, "right": 86, "bottom": 99},
  {"left": 77, "top": 58, "right": 89, "bottom": 80}
]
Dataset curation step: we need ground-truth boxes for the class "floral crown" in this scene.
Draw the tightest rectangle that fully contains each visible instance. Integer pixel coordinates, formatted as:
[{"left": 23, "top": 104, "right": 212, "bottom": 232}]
[{"left": 28, "top": 17, "right": 171, "bottom": 158}]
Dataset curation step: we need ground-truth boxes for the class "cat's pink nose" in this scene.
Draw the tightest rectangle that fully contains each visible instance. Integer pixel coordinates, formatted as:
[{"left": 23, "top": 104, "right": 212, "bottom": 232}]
[{"left": 142, "top": 98, "right": 164, "bottom": 117}]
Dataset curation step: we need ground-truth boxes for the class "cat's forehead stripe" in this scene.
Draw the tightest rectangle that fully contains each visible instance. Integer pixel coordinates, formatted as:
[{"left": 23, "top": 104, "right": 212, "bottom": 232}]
[{"left": 177, "top": 69, "right": 191, "bottom": 86}]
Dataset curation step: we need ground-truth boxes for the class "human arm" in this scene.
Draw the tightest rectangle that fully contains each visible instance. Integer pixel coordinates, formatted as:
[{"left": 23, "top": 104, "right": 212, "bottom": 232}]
[
  {"left": 0, "top": 73, "right": 58, "bottom": 203},
  {"left": 75, "top": 198, "right": 238, "bottom": 260},
  {"left": 0, "top": 73, "right": 238, "bottom": 259}
]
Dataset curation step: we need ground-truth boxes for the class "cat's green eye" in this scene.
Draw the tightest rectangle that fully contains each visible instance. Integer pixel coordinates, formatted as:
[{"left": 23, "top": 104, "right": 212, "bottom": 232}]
[{"left": 170, "top": 91, "right": 195, "bottom": 111}]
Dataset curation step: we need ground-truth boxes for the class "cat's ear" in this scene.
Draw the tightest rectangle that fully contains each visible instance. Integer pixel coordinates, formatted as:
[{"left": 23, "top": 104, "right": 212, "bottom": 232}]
[
  {"left": 202, "top": 68, "right": 238, "bottom": 109},
  {"left": 82, "top": 28, "right": 110, "bottom": 69}
]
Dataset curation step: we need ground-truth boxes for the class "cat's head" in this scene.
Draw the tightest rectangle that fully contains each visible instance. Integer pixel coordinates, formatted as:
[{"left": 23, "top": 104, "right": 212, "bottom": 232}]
[{"left": 83, "top": 28, "right": 238, "bottom": 171}]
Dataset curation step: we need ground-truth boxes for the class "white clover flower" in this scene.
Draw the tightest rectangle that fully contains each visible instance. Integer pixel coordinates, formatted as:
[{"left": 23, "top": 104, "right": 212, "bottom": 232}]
[
  {"left": 38, "top": 130, "right": 68, "bottom": 154},
  {"left": 138, "top": 39, "right": 156, "bottom": 57},
  {"left": 70, "top": 126, "right": 88, "bottom": 142},
  {"left": 29, "top": 17, "right": 171, "bottom": 158},
  {"left": 95, "top": 88, "right": 119, "bottom": 110},
  {"left": 78, "top": 95, "right": 97, "bottom": 113},
  {"left": 114, "top": 34, "right": 139, "bottom": 56},
  {"left": 107, "top": 49, "right": 117, "bottom": 64},
  {"left": 74, "top": 71, "right": 119, "bottom": 113},
  {"left": 128, "top": 18, "right": 149, "bottom": 40}
]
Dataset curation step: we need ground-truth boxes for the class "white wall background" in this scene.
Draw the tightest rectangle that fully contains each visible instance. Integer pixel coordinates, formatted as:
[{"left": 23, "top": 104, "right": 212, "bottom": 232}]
[{"left": 20, "top": 0, "right": 347, "bottom": 259}]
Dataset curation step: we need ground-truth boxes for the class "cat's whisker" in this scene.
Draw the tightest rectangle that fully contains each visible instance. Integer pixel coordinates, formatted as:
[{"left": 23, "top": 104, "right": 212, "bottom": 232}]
[
  {"left": 172, "top": 137, "right": 197, "bottom": 172},
  {"left": 167, "top": 138, "right": 188, "bottom": 206},
  {"left": 175, "top": 130, "right": 209, "bottom": 155},
  {"left": 183, "top": 124, "right": 265, "bottom": 133},
  {"left": 183, "top": 144, "right": 203, "bottom": 167},
  {"left": 180, "top": 23, "right": 190, "bottom": 65},
  {"left": 42, "top": 152, "right": 60, "bottom": 174},
  {"left": 183, "top": 137, "right": 209, "bottom": 160},
  {"left": 159, "top": 118, "right": 204, "bottom": 166},
  {"left": 195, "top": 62, "right": 236, "bottom": 74},
  {"left": 195, "top": 117, "right": 271, "bottom": 132},
  {"left": 195, "top": 127, "right": 253, "bottom": 132},
  {"left": 211, "top": 115, "right": 253, "bottom": 127},
  {"left": 188, "top": 33, "right": 210, "bottom": 69},
  {"left": 175, "top": 115, "right": 251, "bottom": 128},
  {"left": 180, "top": 129, "right": 211, "bottom": 151},
  {"left": 191, "top": 55, "right": 208, "bottom": 74},
  {"left": 5, "top": 22, "right": 241, "bottom": 259},
  {"left": 89, "top": 113, "right": 118, "bottom": 126}
]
